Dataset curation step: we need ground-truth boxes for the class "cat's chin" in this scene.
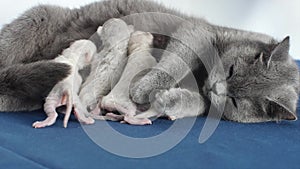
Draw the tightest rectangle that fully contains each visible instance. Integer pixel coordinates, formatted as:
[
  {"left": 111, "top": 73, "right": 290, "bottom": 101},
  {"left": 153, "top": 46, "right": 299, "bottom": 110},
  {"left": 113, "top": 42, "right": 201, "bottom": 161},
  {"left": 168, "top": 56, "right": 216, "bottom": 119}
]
[
  {"left": 203, "top": 78, "right": 227, "bottom": 111},
  {"left": 206, "top": 92, "right": 226, "bottom": 110}
]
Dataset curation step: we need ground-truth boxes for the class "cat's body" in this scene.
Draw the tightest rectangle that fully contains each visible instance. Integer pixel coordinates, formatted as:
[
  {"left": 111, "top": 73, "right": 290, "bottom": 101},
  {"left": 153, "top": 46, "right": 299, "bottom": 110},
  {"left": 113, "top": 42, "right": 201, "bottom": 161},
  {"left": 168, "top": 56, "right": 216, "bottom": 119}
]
[{"left": 0, "top": 0, "right": 298, "bottom": 123}]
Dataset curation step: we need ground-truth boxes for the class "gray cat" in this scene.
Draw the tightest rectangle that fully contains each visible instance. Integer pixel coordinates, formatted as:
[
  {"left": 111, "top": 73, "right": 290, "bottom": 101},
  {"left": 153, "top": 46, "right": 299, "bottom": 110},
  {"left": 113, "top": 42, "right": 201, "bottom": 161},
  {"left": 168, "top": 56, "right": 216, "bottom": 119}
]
[{"left": 0, "top": 0, "right": 298, "bottom": 123}]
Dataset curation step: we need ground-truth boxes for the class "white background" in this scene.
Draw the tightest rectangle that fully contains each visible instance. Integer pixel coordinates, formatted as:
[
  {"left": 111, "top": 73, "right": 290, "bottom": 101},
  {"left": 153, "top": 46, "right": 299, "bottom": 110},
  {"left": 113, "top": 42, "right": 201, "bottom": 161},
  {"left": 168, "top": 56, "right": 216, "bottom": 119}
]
[{"left": 0, "top": 0, "right": 299, "bottom": 59}]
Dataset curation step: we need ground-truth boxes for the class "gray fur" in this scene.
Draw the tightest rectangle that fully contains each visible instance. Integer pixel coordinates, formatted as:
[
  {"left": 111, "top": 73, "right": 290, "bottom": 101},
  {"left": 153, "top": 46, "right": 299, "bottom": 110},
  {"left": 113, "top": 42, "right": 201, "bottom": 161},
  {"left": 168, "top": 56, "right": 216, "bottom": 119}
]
[
  {"left": 0, "top": 61, "right": 69, "bottom": 105},
  {"left": 214, "top": 37, "right": 299, "bottom": 122},
  {"left": 136, "top": 88, "right": 206, "bottom": 121},
  {"left": 0, "top": 0, "right": 298, "bottom": 123}
]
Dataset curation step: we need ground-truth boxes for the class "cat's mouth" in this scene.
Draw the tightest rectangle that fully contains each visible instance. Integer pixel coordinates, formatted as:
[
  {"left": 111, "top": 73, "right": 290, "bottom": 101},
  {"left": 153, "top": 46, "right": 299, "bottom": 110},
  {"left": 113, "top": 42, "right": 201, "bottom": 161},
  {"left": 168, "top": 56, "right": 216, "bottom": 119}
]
[
  {"left": 203, "top": 80, "right": 228, "bottom": 110},
  {"left": 203, "top": 80, "right": 227, "bottom": 97}
]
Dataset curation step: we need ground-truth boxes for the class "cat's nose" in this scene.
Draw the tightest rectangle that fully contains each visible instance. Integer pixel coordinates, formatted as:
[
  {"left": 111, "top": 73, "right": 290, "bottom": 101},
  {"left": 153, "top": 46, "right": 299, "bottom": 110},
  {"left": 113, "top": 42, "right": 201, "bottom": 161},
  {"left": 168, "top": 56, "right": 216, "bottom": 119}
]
[{"left": 212, "top": 82, "right": 227, "bottom": 95}]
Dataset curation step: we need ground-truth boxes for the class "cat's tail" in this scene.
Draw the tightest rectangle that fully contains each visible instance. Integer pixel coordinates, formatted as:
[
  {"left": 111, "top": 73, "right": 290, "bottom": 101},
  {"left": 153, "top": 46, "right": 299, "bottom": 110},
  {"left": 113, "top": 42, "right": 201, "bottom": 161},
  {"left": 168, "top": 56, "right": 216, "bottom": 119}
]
[{"left": 0, "top": 61, "right": 70, "bottom": 101}]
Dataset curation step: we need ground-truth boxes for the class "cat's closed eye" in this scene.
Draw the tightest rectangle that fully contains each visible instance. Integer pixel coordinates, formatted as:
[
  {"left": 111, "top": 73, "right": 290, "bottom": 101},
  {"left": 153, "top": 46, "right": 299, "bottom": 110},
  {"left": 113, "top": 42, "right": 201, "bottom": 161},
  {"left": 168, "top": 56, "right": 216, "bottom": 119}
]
[
  {"left": 254, "top": 53, "right": 262, "bottom": 60},
  {"left": 231, "top": 97, "right": 238, "bottom": 108},
  {"left": 227, "top": 65, "right": 234, "bottom": 80}
]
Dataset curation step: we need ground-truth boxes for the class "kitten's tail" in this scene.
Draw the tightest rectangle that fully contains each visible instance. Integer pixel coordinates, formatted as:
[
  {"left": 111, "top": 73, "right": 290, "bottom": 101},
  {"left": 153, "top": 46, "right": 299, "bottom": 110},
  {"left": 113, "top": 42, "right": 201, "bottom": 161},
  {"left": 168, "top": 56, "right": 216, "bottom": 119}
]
[{"left": 0, "top": 61, "right": 70, "bottom": 101}]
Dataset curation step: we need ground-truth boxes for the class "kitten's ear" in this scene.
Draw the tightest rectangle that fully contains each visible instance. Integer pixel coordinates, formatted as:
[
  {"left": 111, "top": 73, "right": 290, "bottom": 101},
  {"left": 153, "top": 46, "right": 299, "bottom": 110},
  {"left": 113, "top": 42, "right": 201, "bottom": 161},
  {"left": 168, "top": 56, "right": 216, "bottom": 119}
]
[
  {"left": 85, "top": 52, "right": 92, "bottom": 62},
  {"left": 267, "top": 36, "right": 290, "bottom": 67},
  {"left": 97, "top": 26, "right": 103, "bottom": 35},
  {"left": 266, "top": 97, "right": 297, "bottom": 121},
  {"left": 128, "top": 25, "right": 135, "bottom": 33}
]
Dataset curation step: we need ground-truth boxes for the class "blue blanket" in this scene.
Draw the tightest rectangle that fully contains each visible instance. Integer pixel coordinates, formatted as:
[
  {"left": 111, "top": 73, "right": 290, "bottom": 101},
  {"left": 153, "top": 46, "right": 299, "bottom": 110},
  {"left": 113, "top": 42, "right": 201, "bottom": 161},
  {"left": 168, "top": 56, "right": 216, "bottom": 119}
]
[{"left": 1, "top": 63, "right": 300, "bottom": 169}]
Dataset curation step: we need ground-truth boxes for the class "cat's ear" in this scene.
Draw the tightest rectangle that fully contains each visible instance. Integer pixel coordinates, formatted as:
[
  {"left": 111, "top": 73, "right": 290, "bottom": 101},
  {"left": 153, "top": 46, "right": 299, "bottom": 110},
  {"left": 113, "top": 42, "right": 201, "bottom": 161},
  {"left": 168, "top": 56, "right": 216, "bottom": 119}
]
[
  {"left": 266, "top": 97, "right": 297, "bottom": 121},
  {"left": 267, "top": 36, "right": 290, "bottom": 67}
]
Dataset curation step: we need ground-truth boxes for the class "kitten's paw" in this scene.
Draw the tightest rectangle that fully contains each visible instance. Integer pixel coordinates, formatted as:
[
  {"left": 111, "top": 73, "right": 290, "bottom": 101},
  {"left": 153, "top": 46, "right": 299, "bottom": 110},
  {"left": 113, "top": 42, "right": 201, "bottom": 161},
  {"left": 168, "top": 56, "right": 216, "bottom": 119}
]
[
  {"left": 122, "top": 115, "right": 152, "bottom": 125},
  {"left": 168, "top": 116, "right": 177, "bottom": 121},
  {"left": 130, "top": 85, "right": 149, "bottom": 104},
  {"left": 73, "top": 105, "right": 95, "bottom": 125},
  {"left": 32, "top": 114, "right": 58, "bottom": 129},
  {"left": 32, "top": 122, "right": 48, "bottom": 129},
  {"left": 130, "top": 79, "right": 156, "bottom": 104},
  {"left": 101, "top": 95, "right": 137, "bottom": 116},
  {"left": 105, "top": 113, "right": 125, "bottom": 121}
]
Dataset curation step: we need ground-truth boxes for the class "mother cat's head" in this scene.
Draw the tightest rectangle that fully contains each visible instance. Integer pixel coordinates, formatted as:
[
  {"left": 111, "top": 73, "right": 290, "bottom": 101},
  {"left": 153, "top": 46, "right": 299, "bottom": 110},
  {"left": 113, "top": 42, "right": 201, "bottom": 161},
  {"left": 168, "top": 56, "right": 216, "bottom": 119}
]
[{"left": 205, "top": 36, "right": 300, "bottom": 123}]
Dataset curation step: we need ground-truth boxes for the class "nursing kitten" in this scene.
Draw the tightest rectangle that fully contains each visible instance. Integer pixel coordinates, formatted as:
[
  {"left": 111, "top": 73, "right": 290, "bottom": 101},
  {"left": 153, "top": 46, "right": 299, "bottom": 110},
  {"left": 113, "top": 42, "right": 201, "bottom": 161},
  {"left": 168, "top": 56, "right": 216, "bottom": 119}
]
[
  {"left": 0, "top": 0, "right": 298, "bottom": 123},
  {"left": 33, "top": 40, "right": 96, "bottom": 128},
  {"left": 101, "top": 31, "right": 157, "bottom": 125},
  {"left": 78, "top": 18, "right": 134, "bottom": 111}
]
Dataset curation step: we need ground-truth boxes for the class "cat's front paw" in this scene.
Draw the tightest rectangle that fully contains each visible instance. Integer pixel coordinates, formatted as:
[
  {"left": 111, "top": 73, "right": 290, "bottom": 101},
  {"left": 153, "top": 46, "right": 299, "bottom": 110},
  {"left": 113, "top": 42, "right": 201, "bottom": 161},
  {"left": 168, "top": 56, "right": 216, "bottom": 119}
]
[
  {"left": 130, "top": 79, "right": 155, "bottom": 104},
  {"left": 130, "top": 69, "right": 174, "bottom": 104}
]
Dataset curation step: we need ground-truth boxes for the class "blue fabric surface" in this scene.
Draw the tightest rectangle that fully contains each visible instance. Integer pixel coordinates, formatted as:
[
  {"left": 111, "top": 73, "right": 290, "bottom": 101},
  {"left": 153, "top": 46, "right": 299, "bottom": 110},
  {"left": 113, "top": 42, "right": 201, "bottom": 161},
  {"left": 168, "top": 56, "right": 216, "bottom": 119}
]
[{"left": 1, "top": 63, "right": 300, "bottom": 169}]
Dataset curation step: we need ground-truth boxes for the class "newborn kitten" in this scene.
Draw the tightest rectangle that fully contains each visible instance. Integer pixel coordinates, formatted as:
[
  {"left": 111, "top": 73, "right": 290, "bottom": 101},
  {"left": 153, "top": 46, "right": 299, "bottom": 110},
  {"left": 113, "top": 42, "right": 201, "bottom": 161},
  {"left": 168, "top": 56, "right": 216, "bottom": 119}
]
[
  {"left": 79, "top": 18, "right": 134, "bottom": 111},
  {"left": 100, "top": 31, "right": 157, "bottom": 125},
  {"left": 135, "top": 88, "right": 206, "bottom": 121},
  {"left": 32, "top": 40, "right": 96, "bottom": 128}
]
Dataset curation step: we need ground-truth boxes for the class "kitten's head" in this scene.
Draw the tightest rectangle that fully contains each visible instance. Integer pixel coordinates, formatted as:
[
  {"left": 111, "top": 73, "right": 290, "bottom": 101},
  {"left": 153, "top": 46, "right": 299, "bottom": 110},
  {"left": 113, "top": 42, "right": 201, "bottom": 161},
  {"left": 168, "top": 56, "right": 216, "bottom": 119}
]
[
  {"left": 65, "top": 40, "right": 96, "bottom": 69},
  {"left": 100, "top": 18, "right": 134, "bottom": 45},
  {"left": 205, "top": 37, "right": 300, "bottom": 123},
  {"left": 128, "top": 31, "right": 153, "bottom": 54}
]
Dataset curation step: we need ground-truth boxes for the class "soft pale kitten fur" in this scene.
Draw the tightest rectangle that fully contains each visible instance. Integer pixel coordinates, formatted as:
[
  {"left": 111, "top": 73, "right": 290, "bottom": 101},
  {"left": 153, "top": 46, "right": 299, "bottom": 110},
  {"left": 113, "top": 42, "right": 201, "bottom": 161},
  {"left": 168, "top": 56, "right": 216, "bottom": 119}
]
[
  {"left": 33, "top": 40, "right": 96, "bottom": 128},
  {"left": 79, "top": 18, "right": 134, "bottom": 111},
  {"left": 101, "top": 31, "right": 157, "bottom": 125}
]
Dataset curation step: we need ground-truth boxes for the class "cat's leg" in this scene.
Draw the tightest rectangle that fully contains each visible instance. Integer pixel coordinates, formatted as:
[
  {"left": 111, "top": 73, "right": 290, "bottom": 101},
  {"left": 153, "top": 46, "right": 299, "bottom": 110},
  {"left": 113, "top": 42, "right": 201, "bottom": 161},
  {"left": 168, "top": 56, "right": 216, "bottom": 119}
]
[
  {"left": 130, "top": 23, "right": 215, "bottom": 104},
  {"left": 0, "top": 62, "right": 69, "bottom": 123},
  {"left": 0, "top": 95, "right": 41, "bottom": 112},
  {"left": 0, "top": 61, "right": 70, "bottom": 112}
]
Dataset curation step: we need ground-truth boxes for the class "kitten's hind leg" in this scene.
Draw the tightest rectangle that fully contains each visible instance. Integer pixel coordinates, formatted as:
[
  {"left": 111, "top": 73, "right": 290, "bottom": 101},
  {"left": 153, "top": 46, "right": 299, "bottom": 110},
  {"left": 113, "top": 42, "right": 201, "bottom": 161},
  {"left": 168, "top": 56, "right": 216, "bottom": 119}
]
[
  {"left": 32, "top": 96, "right": 61, "bottom": 128},
  {"left": 32, "top": 112, "right": 58, "bottom": 128},
  {"left": 135, "top": 107, "right": 160, "bottom": 119},
  {"left": 105, "top": 113, "right": 125, "bottom": 122},
  {"left": 121, "top": 115, "right": 152, "bottom": 125},
  {"left": 62, "top": 91, "right": 95, "bottom": 127},
  {"left": 101, "top": 97, "right": 152, "bottom": 125},
  {"left": 72, "top": 95, "right": 95, "bottom": 125}
]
